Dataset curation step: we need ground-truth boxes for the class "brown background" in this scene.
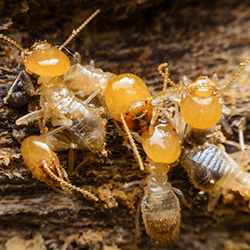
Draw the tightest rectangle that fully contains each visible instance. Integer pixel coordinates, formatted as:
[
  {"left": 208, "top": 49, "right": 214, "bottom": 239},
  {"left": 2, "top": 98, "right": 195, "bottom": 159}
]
[{"left": 1, "top": 0, "right": 250, "bottom": 249}]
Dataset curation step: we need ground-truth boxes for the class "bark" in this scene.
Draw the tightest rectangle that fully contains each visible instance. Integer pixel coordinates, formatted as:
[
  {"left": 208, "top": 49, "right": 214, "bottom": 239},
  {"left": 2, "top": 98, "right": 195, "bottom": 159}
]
[{"left": 1, "top": 0, "right": 250, "bottom": 249}]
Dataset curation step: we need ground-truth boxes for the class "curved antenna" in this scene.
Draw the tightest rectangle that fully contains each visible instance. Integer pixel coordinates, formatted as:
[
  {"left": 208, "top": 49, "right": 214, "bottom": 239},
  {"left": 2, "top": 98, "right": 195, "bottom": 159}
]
[
  {"left": 120, "top": 114, "right": 144, "bottom": 171},
  {"left": 42, "top": 161, "right": 98, "bottom": 201},
  {"left": 0, "top": 34, "right": 25, "bottom": 52},
  {"left": 59, "top": 9, "right": 100, "bottom": 50},
  {"left": 221, "top": 57, "right": 250, "bottom": 91}
]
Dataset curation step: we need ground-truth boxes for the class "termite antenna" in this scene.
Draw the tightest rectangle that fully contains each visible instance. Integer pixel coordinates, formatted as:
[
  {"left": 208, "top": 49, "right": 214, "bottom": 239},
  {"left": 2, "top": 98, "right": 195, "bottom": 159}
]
[
  {"left": 59, "top": 8, "right": 101, "bottom": 50},
  {"left": 153, "top": 63, "right": 189, "bottom": 100},
  {"left": 42, "top": 161, "right": 98, "bottom": 201},
  {"left": 120, "top": 114, "right": 145, "bottom": 171},
  {"left": 0, "top": 34, "right": 25, "bottom": 52},
  {"left": 156, "top": 63, "right": 177, "bottom": 117},
  {"left": 221, "top": 57, "right": 250, "bottom": 91}
]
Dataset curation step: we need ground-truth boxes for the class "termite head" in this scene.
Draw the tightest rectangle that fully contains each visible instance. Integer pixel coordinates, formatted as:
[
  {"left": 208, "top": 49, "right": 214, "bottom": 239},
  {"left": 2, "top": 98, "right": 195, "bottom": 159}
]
[
  {"left": 0, "top": 9, "right": 100, "bottom": 77},
  {"left": 21, "top": 135, "right": 66, "bottom": 189},
  {"left": 180, "top": 76, "right": 223, "bottom": 130},
  {"left": 105, "top": 73, "right": 152, "bottom": 122},
  {"left": 142, "top": 123, "right": 182, "bottom": 164},
  {"left": 157, "top": 58, "right": 250, "bottom": 130},
  {"left": 22, "top": 42, "right": 70, "bottom": 76}
]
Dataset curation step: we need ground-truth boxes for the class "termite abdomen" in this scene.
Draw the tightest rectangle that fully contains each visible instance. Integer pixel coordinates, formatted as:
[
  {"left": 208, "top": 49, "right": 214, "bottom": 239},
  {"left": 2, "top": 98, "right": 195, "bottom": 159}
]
[
  {"left": 182, "top": 145, "right": 224, "bottom": 191},
  {"left": 182, "top": 144, "right": 250, "bottom": 198},
  {"left": 141, "top": 174, "right": 181, "bottom": 245}
]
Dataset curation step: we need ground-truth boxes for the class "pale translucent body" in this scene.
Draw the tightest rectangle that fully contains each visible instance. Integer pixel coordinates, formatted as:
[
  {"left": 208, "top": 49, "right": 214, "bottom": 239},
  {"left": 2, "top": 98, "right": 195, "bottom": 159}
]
[
  {"left": 141, "top": 162, "right": 181, "bottom": 245},
  {"left": 62, "top": 63, "right": 116, "bottom": 97},
  {"left": 183, "top": 144, "right": 250, "bottom": 211}
]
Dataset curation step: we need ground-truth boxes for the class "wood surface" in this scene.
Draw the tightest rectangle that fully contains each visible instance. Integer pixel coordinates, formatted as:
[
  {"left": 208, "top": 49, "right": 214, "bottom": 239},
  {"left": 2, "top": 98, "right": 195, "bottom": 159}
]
[{"left": 1, "top": 0, "right": 250, "bottom": 249}]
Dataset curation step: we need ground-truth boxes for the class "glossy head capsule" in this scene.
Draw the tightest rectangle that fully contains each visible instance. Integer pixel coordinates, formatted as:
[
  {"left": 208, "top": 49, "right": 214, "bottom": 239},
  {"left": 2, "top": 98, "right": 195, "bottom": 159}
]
[
  {"left": 21, "top": 135, "right": 61, "bottom": 187},
  {"left": 22, "top": 42, "right": 70, "bottom": 76},
  {"left": 142, "top": 123, "right": 182, "bottom": 163},
  {"left": 105, "top": 73, "right": 152, "bottom": 122},
  {"left": 180, "top": 77, "right": 223, "bottom": 129}
]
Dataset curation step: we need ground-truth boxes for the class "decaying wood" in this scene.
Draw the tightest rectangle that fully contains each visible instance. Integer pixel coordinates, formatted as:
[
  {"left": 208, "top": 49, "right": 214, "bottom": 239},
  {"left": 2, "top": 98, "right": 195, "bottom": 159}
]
[{"left": 1, "top": 0, "right": 250, "bottom": 249}]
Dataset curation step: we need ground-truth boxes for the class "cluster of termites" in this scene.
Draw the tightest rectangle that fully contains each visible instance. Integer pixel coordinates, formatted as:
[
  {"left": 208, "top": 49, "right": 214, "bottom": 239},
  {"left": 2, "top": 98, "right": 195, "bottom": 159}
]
[
  {"left": 1, "top": 9, "right": 105, "bottom": 201},
  {"left": 1, "top": 7, "right": 250, "bottom": 248}
]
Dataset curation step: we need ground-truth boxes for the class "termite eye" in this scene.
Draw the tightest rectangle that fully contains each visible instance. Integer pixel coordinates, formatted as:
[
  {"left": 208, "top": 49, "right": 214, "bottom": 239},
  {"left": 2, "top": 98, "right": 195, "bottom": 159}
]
[
  {"left": 105, "top": 73, "right": 152, "bottom": 121},
  {"left": 22, "top": 42, "right": 70, "bottom": 76},
  {"left": 180, "top": 78, "right": 223, "bottom": 129},
  {"left": 142, "top": 123, "right": 181, "bottom": 164}
]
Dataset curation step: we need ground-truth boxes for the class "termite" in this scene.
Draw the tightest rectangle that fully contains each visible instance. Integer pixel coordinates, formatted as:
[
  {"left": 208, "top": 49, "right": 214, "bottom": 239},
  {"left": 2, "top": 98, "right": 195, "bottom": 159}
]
[
  {"left": 104, "top": 71, "right": 182, "bottom": 170},
  {"left": 1, "top": 9, "right": 108, "bottom": 154},
  {"left": 155, "top": 58, "right": 250, "bottom": 130},
  {"left": 141, "top": 161, "right": 181, "bottom": 245},
  {"left": 21, "top": 132, "right": 98, "bottom": 201},
  {"left": 182, "top": 143, "right": 250, "bottom": 212},
  {"left": 0, "top": 8, "right": 100, "bottom": 80}
]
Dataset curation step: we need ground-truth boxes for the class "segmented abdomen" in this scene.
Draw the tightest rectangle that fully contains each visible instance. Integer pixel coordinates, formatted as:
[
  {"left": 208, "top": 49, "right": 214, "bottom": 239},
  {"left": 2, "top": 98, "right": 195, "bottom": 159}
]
[
  {"left": 42, "top": 83, "right": 105, "bottom": 152},
  {"left": 141, "top": 174, "right": 181, "bottom": 245},
  {"left": 182, "top": 144, "right": 250, "bottom": 198}
]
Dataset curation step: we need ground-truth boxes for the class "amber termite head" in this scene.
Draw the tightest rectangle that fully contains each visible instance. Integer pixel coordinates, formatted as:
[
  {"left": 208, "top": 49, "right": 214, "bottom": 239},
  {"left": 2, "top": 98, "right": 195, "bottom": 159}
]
[
  {"left": 142, "top": 123, "right": 182, "bottom": 164},
  {"left": 180, "top": 76, "right": 223, "bottom": 129},
  {"left": 105, "top": 73, "right": 152, "bottom": 124},
  {"left": 0, "top": 9, "right": 100, "bottom": 77},
  {"left": 21, "top": 135, "right": 63, "bottom": 188},
  {"left": 157, "top": 58, "right": 250, "bottom": 130}
]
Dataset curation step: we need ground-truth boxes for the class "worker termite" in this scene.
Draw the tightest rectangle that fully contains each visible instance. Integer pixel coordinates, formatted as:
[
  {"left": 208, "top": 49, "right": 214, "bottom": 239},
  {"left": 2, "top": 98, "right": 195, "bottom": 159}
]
[
  {"left": 16, "top": 75, "right": 106, "bottom": 154},
  {"left": 104, "top": 72, "right": 182, "bottom": 170},
  {"left": 155, "top": 58, "right": 250, "bottom": 130},
  {"left": 21, "top": 132, "right": 98, "bottom": 201},
  {"left": 182, "top": 143, "right": 250, "bottom": 212},
  {"left": 141, "top": 161, "right": 181, "bottom": 245},
  {"left": 1, "top": 9, "right": 108, "bottom": 155}
]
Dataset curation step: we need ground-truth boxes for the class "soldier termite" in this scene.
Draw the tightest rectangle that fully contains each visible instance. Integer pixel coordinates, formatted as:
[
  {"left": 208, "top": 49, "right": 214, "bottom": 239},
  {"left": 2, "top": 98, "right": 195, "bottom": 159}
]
[
  {"left": 21, "top": 132, "right": 98, "bottom": 201},
  {"left": 155, "top": 58, "right": 250, "bottom": 130},
  {"left": 104, "top": 72, "right": 182, "bottom": 171},
  {"left": 0, "top": 9, "right": 100, "bottom": 80}
]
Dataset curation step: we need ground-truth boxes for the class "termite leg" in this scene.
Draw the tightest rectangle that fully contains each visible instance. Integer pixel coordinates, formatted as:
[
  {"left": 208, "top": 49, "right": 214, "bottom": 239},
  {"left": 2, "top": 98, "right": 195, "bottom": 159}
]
[
  {"left": 4, "top": 70, "right": 37, "bottom": 104},
  {"left": 16, "top": 109, "right": 44, "bottom": 125}
]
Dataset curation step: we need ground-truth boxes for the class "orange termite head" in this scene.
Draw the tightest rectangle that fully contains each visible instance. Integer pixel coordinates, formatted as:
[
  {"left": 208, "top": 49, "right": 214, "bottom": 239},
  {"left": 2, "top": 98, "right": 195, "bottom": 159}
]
[
  {"left": 142, "top": 123, "right": 182, "bottom": 164},
  {"left": 105, "top": 73, "right": 152, "bottom": 122},
  {"left": 22, "top": 41, "right": 70, "bottom": 76},
  {"left": 180, "top": 76, "right": 223, "bottom": 130},
  {"left": 0, "top": 9, "right": 100, "bottom": 77},
  {"left": 157, "top": 58, "right": 250, "bottom": 130}
]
